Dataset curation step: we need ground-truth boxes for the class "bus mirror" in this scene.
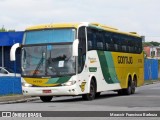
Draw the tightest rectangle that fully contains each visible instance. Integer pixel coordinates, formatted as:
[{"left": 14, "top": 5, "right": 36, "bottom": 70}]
[
  {"left": 72, "top": 39, "right": 79, "bottom": 56},
  {"left": 10, "top": 43, "right": 21, "bottom": 61}
]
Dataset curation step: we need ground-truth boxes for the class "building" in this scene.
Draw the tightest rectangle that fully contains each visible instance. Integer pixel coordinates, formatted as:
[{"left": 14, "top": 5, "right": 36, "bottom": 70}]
[
  {"left": 0, "top": 32, "right": 24, "bottom": 73},
  {"left": 144, "top": 46, "right": 160, "bottom": 59}
]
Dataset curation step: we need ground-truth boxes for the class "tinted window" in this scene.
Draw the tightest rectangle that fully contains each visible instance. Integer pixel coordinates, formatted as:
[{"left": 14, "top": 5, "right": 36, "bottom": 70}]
[
  {"left": 78, "top": 27, "right": 86, "bottom": 73},
  {"left": 86, "top": 27, "right": 142, "bottom": 54}
]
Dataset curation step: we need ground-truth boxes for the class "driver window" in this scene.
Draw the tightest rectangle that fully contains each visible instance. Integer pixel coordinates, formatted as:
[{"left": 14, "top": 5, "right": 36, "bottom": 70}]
[{"left": 78, "top": 27, "right": 86, "bottom": 73}]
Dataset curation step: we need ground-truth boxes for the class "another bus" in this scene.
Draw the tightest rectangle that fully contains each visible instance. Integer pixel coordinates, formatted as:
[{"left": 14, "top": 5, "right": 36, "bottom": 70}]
[{"left": 10, "top": 22, "right": 144, "bottom": 102}]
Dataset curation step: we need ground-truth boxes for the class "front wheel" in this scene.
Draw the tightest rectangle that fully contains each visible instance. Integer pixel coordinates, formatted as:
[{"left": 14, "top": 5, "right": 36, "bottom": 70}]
[
  {"left": 82, "top": 80, "right": 96, "bottom": 101},
  {"left": 40, "top": 96, "right": 53, "bottom": 102},
  {"left": 95, "top": 92, "right": 101, "bottom": 98}
]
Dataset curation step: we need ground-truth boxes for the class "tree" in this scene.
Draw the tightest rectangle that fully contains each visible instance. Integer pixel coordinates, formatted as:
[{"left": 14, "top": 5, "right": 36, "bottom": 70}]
[
  {"left": 150, "top": 41, "right": 160, "bottom": 46},
  {"left": 143, "top": 42, "right": 152, "bottom": 47},
  {"left": 143, "top": 41, "right": 160, "bottom": 47},
  {"left": 0, "top": 26, "right": 7, "bottom": 32},
  {"left": 0, "top": 26, "right": 15, "bottom": 32}
]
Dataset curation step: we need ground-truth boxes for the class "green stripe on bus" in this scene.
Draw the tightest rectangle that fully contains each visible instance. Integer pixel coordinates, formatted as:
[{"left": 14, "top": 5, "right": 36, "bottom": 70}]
[
  {"left": 104, "top": 52, "right": 119, "bottom": 83},
  {"left": 45, "top": 76, "right": 71, "bottom": 84},
  {"left": 97, "top": 51, "right": 119, "bottom": 84}
]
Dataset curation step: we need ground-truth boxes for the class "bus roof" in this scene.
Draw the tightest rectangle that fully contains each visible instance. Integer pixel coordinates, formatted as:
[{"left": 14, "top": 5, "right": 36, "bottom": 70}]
[
  {"left": 89, "top": 22, "right": 141, "bottom": 37},
  {"left": 26, "top": 23, "right": 81, "bottom": 30},
  {"left": 26, "top": 22, "right": 141, "bottom": 38}
]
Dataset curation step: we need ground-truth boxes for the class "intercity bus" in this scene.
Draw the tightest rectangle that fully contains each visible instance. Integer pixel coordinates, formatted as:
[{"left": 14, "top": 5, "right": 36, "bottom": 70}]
[{"left": 10, "top": 22, "right": 144, "bottom": 102}]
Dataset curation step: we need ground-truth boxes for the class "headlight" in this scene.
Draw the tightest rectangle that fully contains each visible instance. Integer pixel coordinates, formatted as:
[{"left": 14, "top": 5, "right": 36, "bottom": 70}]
[
  {"left": 61, "top": 81, "right": 76, "bottom": 86},
  {"left": 22, "top": 82, "right": 33, "bottom": 87}
]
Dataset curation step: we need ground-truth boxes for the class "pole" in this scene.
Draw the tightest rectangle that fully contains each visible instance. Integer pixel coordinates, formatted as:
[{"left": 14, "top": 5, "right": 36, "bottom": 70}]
[
  {"left": 14, "top": 61, "right": 16, "bottom": 77},
  {"left": 2, "top": 46, "right": 4, "bottom": 67}
]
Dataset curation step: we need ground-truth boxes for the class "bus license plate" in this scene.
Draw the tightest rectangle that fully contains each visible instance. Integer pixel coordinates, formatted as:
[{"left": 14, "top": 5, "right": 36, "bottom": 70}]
[{"left": 43, "top": 90, "right": 52, "bottom": 93}]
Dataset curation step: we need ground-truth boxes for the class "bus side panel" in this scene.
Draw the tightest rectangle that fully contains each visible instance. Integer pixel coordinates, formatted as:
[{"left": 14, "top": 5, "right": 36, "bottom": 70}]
[
  {"left": 112, "top": 52, "right": 144, "bottom": 89},
  {"left": 138, "top": 68, "right": 144, "bottom": 87},
  {"left": 77, "top": 50, "right": 121, "bottom": 94}
]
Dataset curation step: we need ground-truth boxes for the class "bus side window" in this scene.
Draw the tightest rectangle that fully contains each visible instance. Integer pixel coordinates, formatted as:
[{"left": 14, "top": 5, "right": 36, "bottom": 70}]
[
  {"left": 137, "top": 38, "right": 142, "bottom": 53},
  {"left": 104, "top": 33, "right": 113, "bottom": 51},
  {"left": 87, "top": 29, "right": 93, "bottom": 50},
  {"left": 128, "top": 39, "right": 133, "bottom": 53},
  {"left": 88, "top": 40, "right": 92, "bottom": 50},
  {"left": 97, "top": 42, "right": 103, "bottom": 50},
  {"left": 112, "top": 36, "right": 118, "bottom": 51},
  {"left": 113, "top": 34, "right": 123, "bottom": 52},
  {"left": 96, "top": 31, "right": 104, "bottom": 50},
  {"left": 122, "top": 38, "right": 127, "bottom": 52},
  {"left": 125, "top": 39, "right": 130, "bottom": 53},
  {"left": 122, "top": 45, "right": 126, "bottom": 52}
]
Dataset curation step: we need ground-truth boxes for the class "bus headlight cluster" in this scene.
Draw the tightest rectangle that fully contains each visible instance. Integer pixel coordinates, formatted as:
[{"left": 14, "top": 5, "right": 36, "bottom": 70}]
[
  {"left": 22, "top": 82, "right": 33, "bottom": 87},
  {"left": 61, "top": 81, "right": 76, "bottom": 86}
]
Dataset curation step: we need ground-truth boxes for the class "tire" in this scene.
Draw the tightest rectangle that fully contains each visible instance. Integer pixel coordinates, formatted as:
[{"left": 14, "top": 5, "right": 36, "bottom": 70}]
[
  {"left": 131, "top": 80, "right": 136, "bottom": 94},
  {"left": 82, "top": 80, "right": 96, "bottom": 101},
  {"left": 117, "top": 90, "right": 123, "bottom": 95},
  {"left": 123, "top": 80, "right": 132, "bottom": 95},
  {"left": 40, "top": 96, "right": 53, "bottom": 102},
  {"left": 95, "top": 92, "right": 101, "bottom": 98}
]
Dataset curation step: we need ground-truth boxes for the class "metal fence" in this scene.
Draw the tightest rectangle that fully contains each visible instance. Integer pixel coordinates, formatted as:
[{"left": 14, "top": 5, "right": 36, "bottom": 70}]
[{"left": 0, "top": 77, "right": 22, "bottom": 95}]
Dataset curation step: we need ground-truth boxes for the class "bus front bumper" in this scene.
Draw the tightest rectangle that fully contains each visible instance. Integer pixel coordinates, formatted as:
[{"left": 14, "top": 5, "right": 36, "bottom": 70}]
[{"left": 22, "top": 85, "right": 78, "bottom": 96}]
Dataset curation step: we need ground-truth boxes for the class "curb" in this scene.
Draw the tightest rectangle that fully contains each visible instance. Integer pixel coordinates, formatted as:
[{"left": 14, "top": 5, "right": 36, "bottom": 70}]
[
  {"left": 144, "top": 80, "right": 160, "bottom": 85},
  {"left": 0, "top": 97, "right": 39, "bottom": 104}
]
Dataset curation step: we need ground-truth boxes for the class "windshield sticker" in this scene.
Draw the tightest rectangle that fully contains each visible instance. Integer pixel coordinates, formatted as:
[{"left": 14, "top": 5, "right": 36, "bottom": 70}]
[
  {"left": 58, "top": 61, "right": 64, "bottom": 67},
  {"left": 47, "top": 45, "right": 52, "bottom": 51}
]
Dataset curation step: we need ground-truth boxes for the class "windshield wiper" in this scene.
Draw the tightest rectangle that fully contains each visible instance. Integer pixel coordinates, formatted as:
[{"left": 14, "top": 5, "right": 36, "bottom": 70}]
[{"left": 33, "top": 53, "right": 45, "bottom": 76}]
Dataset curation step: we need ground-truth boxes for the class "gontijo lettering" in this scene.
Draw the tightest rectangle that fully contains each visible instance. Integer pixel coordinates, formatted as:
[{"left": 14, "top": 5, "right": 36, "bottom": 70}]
[{"left": 117, "top": 56, "right": 133, "bottom": 64}]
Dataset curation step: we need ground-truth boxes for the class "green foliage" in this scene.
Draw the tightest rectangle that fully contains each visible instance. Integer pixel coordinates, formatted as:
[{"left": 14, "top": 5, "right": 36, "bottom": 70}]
[
  {"left": 143, "top": 42, "right": 152, "bottom": 47},
  {"left": 0, "top": 26, "right": 15, "bottom": 32},
  {"left": 0, "top": 26, "right": 7, "bottom": 32},
  {"left": 143, "top": 41, "right": 160, "bottom": 47},
  {"left": 150, "top": 41, "right": 160, "bottom": 46}
]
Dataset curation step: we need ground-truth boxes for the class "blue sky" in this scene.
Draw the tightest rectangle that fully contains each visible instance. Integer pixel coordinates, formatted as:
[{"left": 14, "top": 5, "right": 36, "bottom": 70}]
[{"left": 0, "top": 0, "right": 160, "bottom": 42}]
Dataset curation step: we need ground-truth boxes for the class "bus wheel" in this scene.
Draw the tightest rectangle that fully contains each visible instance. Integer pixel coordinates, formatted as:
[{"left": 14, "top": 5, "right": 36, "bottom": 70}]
[
  {"left": 117, "top": 90, "right": 123, "bottom": 95},
  {"left": 82, "top": 80, "right": 96, "bottom": 101},
  {"left": 123, "top": 80, "right": 132, "bottom": 95},
  {"left": 40, "top": 96, "right": 53, "bottom": 102},
  {"left": 95, "top": 92, "right": 101, "bottom": 98},
  {"left": 131, "top": 80, "right": 136, "bottom": 94}
]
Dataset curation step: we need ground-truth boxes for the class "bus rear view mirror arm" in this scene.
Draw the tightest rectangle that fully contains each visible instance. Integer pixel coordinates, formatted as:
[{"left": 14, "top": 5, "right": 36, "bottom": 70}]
[
  {"left": 72, "top": 39, "right": 79, "bottom": 57},
  {"left": 10, "top": 43, "right": 21, "bottom": 61}
]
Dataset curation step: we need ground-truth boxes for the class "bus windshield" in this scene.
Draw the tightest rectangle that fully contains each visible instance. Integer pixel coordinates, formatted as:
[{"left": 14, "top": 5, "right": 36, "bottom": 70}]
[
  {"left": 22, "top": 44, "right": 76, "bottom": 77},
  {"left": 24, "top": 29, "right": 76, "bottom": 44}
]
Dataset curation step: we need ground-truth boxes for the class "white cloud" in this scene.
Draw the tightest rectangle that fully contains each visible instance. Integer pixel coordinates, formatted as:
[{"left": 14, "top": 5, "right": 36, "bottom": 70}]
[{"left": 0, "top": 0, "right": 160, "bottom": 42}]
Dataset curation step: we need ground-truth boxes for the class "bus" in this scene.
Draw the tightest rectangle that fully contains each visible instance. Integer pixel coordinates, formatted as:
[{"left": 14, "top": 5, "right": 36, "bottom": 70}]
[{"left": 10, "top": 22, "right": 144, "bottom": 102}]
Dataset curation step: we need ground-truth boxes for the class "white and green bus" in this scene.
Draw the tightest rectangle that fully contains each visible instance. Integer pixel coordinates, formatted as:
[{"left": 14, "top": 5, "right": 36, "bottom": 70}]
[{"left": 11, "top": 22, "right": 144, "bottom": 102}]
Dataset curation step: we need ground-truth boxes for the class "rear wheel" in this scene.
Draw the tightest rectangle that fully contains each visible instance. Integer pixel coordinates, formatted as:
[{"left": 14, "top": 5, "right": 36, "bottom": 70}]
[
  {"left": 123, "top": 79, "right": 132, "bottom": 95},
  {"left": 117, "top": 90, "right": 123, "bottom": 95},
  {"left": 82, "top": 80, "right": 96, "bottom": 101},
  {"left": 40, "top": 96, "right": 53, "bottom": 102},
  {"left": 131, "top": 80, "right": 136, "bottom": 94}
]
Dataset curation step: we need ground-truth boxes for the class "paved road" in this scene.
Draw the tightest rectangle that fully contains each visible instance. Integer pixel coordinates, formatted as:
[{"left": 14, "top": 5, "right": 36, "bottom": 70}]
[{"left": 0, "top": 83, "right": 160, "bottom": 120}]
